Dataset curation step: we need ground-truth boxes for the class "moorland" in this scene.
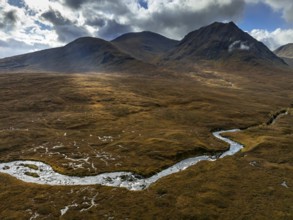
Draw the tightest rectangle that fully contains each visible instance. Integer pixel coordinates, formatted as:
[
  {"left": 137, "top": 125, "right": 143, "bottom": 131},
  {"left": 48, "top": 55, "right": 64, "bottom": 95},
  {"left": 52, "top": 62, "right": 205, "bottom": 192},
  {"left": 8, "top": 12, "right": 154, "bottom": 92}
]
[{"left": 0, "top": 22, "right": 292, "bottom": 219}]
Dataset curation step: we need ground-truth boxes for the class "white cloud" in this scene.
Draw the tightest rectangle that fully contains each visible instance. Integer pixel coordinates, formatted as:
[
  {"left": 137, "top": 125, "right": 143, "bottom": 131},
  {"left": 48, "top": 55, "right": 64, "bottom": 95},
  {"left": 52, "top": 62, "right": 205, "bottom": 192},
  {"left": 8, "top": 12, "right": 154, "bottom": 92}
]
[
  {"left": 23, "top": 0, "right": 51, "bottom": 12},
  {"left": 0, "top": 0, "right": 248, "bottom": 58},
  {"left": 118, "top": 0, "right": 245, "bottom": 39},
  {"left": 250, "top": 28, "right": 293, "bottom": 50}
]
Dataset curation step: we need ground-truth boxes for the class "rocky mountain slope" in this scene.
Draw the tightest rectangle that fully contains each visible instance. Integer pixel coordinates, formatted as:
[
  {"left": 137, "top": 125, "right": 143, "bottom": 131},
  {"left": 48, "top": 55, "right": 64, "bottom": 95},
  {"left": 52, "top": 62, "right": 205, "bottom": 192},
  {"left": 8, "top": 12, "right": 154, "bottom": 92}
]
[
  {"left": 164, "top": 22, "right": 285, "bottom": 66},
  {"left": 0, "top": 22, "right": 287, "bottom": 73}
]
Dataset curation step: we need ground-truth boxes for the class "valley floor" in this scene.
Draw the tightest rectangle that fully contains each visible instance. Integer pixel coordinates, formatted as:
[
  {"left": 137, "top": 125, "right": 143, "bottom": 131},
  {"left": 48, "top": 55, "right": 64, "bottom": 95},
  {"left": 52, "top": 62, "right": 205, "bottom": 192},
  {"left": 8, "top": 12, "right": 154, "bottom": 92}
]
[{"left": 0, "top": 70, "right": 292, "bottom": 219}]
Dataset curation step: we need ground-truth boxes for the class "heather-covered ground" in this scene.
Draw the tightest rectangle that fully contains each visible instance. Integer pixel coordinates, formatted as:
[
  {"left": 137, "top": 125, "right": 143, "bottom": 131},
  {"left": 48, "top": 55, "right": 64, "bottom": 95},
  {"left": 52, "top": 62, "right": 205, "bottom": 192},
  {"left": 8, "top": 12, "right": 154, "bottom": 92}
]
[{"left": 0, "top": 69, "right": 292, "bottom": 219}]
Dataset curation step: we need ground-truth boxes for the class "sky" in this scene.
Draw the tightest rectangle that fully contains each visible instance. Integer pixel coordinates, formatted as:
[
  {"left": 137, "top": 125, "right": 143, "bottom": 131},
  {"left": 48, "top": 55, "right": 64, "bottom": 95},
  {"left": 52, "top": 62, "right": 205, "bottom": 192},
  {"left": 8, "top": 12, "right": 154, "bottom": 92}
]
[{"left": 0, "top": 0, "right": 293, "bottom": 58}]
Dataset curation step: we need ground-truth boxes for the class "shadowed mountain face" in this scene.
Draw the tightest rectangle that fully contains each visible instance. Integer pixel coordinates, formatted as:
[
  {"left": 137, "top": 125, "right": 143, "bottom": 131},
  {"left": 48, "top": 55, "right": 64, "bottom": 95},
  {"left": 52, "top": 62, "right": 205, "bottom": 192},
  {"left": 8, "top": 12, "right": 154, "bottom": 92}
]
[
  {"left": 164, "top": 22, "right": 285, "bottom": 66},
  {"left": 275, "top": 43, "right": 293, "bottom": 67},
  {"left": 112, "top": 31, "right": 179, "bottom": 63},
  {"left": 0, "top": 37, "right": 151, "bottom": 73},
  {"left": 0, "top": 22, "right": 287, "bottom": 73}
]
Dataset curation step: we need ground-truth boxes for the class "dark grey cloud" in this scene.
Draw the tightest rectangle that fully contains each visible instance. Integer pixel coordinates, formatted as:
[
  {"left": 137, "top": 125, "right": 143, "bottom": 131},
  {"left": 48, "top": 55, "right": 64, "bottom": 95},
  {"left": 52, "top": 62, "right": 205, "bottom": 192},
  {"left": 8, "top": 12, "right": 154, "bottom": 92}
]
[
  {"left": 71, "top": 0, "right": 246, "bottom": 40},
  {"left": 79, "top": 1, "right": 138, "bottom": 39},
  {"left": 41, "top": 9, "right": 90, "bottom": 42},
  {"left": 5, "top": 10, "right": 17, "bottom": 23},
  {"left": 98, "top": 19, "right": 133, "bottom": 40},
  {"left": 63, "top": 0, "right": 128, "bottom": 13},
  {"left": 42, "top": 10, "right": 71, "bottom": 26},
  {"left": 0, "top": 10, "right": 18, "bottom": 30},
  {"left": 86, "top": 17, "right": 106, "bottom": 27},
  {"left": 64, "top": 0, "right": 91, "bottom": 9},
  {"left": 134, "top": 0, "right": 246, "bottom": 39},
  {"left": 55, "top": 25, "right": 89, "bottom": 42},
  {"left": 35, "top": 0, "right": 247, "bottom": 43}
]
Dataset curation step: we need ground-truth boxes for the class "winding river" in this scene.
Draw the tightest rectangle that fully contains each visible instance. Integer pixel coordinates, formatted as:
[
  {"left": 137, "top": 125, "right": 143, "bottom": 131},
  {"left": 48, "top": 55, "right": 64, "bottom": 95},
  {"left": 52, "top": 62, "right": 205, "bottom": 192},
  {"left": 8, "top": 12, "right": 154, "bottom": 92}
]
[
  {"left": 0, "top": 129, "right": 243, "bottom": 191},
  {"left": 1, "top": 109, "right": 289, "bottom": 191}
]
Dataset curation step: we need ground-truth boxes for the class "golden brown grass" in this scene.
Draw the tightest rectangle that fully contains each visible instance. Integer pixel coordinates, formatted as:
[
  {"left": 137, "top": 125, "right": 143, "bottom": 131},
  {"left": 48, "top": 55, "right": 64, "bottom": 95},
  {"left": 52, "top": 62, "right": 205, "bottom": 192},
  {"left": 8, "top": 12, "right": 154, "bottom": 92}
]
[{"left": 0, "top": 68, "right": 292, "bottom": 219}]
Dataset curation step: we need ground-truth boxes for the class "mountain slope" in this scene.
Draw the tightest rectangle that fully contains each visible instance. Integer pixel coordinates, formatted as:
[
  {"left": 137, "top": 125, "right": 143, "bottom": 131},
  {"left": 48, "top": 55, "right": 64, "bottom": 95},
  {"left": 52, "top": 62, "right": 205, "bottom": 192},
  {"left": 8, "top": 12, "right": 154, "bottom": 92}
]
[
  {"left": 112, "top": 31, "right": 179, "bottom": 63},
  {"left": 274, "top": 43, "right": 293, "bottom": 67},
  {"left": 164, "top": 22, "right": 285, "bottom": 66},
  {"left": 0, "top": 23, "right": 287, "bottom": 73},
  {"left": 274, "top": 43, "right": 293, "bottom": 58},
  {"left": 0, "top": 37, "right": 151, "bottom": 73}
]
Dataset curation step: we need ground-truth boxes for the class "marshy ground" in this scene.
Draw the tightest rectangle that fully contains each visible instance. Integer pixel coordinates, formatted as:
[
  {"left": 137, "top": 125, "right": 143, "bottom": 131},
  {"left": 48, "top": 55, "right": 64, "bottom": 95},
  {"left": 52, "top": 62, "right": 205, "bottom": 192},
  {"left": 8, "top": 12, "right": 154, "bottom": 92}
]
[{"left": 0, "top": 69, "right": 292, "bottom": 219}]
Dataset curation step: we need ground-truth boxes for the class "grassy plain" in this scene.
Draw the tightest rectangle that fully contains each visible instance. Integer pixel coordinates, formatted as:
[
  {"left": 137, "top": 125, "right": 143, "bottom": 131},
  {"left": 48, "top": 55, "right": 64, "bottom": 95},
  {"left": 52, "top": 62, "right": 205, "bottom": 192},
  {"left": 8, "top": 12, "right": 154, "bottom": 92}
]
[{"left": 0, "top": 68, "right": 292, "bottom": 219}]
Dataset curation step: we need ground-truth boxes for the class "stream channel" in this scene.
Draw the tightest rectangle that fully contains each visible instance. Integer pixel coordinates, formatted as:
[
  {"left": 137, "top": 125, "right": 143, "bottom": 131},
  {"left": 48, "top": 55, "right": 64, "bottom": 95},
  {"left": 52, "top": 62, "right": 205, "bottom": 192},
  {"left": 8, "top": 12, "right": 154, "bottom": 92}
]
[{"left": 0, "top": 110, "right": 288, "bottom": 191}]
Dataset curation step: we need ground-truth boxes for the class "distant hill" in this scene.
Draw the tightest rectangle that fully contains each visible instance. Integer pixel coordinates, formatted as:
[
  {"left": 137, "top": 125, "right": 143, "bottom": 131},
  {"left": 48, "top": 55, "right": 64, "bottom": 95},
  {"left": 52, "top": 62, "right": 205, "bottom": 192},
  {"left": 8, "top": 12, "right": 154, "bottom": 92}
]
[
  {"left": 0, "top": 22, "right": 287, "bottom": 74},
  {"left": 274, "top": 43, "right": 293, "bottom": 67},
  {"left": 163, "top": 22, "right": 285, "bottom": 66},
  {"left": 0, "top": 37, "right": 152, "bottom": 73},
  {"left": 274, "top": 43, "right": 293, "bottom": 58},
  {"left": 112, "top": 31, "right": 179, "bottom": 63}
]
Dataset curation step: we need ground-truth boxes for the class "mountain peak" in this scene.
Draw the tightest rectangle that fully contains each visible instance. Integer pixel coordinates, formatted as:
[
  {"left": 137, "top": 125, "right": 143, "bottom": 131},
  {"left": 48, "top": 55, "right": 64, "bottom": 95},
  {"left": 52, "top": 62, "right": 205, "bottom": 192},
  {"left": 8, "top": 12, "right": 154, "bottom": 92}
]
[
  {"left": 200, "top": 21, "right": 239, "bottom": 31},
  {"left": 0, "top": 22, "right": 287, "bottom": 73},
  {"left": 165, "top": 21, "right": 285, "bottom": 66},
  {"left": 209, "top": 21, "right": 237, "bottom": 27},
  {"left": 112, "top": 31, "right": 178, "bottom": 43}
]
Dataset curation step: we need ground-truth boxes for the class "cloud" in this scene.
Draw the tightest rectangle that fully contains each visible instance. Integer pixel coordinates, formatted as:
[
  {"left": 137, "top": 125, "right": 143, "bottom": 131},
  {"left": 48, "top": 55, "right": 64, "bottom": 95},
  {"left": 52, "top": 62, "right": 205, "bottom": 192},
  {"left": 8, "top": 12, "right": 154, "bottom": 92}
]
[
  {"left": 0, "top": 0, "right": 61, "bottom": 58},
  {"left": 41, "top": 10, "right": 71, "bottom": 26},
  {"left": 0, "top": 0, "right": 293, "bottom": 58},
  {"left": 20, "top": 0, "right": 248, "bottom": 43},
  {"left": 74, "top": 0, "right": 247, "bottom": 40},
  {"left": 0, "top": 10, "right": 18, "bottom": 30},
  {"left": 0, "top": 38, "right": 49, "bottom": 58},
  {"left": 41, "top": 9, "right": 90, "bottom": 42},
  {"left": 134, "top": 0, "right": 246, "bottom": 39},
  {"left": 4, "top": 10, "right": 17, "bottom": 24},
  {"left": 54, "top": 25, "right": 89, "bottom": 42},
  {"left": 98, "top": 19, "right": 133, "bottom": 40},
  {"left": 63, "top": 0, "right": 92, "bottom": 9},
  {"left": 250, "top": 28, "right": 293, "bottom": 50},
  {"left": 85, "top": 17, "right": 106, "bottom": 27}
]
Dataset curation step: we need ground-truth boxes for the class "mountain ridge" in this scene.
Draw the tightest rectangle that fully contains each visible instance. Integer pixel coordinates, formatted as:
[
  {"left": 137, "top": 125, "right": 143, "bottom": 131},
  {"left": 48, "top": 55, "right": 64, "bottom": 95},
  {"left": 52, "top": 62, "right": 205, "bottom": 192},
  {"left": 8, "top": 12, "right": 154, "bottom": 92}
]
[
  {"left": 163, "top": 21, "right": 285, "bottom": 66},
  {"left": 0, "top": 37, "right": 153, "bottom": 73},
  {"left": 0, "top": 22, "right": 287, "bottom": 73},
  {"left": 112, "top": 31, "right": 179, "bottom": 63},
  {"left": 274, "top": 43, "right": 293, "bottom": 58},
  {"left": 274, "top": 43, "right": 293, "bottom": 67}
]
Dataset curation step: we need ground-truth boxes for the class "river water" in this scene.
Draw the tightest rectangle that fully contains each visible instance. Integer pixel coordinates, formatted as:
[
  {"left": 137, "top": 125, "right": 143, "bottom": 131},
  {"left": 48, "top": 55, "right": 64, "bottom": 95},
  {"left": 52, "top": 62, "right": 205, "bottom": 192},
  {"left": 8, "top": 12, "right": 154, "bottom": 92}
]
[{"left": 0, "top": 129, "right": 243, "bottom": 191}]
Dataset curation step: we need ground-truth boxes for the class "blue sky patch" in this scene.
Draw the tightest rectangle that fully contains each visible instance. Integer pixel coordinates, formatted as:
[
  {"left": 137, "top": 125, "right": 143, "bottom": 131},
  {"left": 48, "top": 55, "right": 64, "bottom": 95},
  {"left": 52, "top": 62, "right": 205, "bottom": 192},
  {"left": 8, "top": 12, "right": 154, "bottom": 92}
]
[
  {"left": 138, "top": 0, "right": 148, "bottom": 9},
  {"left": 8, "top": 0, "right": 24, "bottom": 8},
  {"left": 239, "top": 2, "right": 287, "bottom": 31}
]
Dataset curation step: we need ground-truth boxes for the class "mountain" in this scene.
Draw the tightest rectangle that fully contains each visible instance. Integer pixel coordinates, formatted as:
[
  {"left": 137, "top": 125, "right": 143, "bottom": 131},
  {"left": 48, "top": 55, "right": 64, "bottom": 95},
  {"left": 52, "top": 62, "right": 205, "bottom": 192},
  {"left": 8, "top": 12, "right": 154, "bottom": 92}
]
[
  {"left": 275, "top": 43, "right": 293, "bottom": 58},
  {"left": 0, "top": 22, "right": 287, "bottom": 74},
  {"left": 163, "top": 22, "right": 285, "bottom": 66},
  {"left": 112, "top": 31, "right": 179, "bottom": 63},
  {"left": 274, "top": 43, "right": 293, "bottom": 67},
  {"left": 0, "top": 37, "right": 151, "bottom": 73}
]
